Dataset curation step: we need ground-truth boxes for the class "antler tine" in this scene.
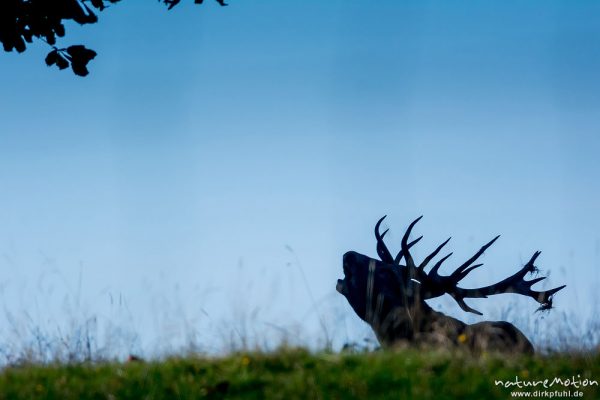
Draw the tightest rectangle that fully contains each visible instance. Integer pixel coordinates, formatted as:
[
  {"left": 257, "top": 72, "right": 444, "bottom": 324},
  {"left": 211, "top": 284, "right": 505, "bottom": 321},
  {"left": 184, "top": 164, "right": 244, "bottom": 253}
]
[
  {"left": 450, "top": 294, "right": 484, "bottom": 315},
  {"left": 400, "top": 216, "right": 423, "bottom": 278},
  {"left": 394, "top": 236, "right": 423, "bottom": 264},
  {"left": 453, "top": 263, "right": 483, "bottom": 282},
  {"left": 417, "top": 237, "right": 451, "bottom": 274},
  {"left": 534, "top": 285, "right": 567, "bottom": 311},
  {"left": 449, "top": 235, "right": 500, "bottom": 283},
  {"left": 375, "top": 216, "right": 394, "bottom": 264},
  {"left": 429, "top": 252, "right": 453, "bottom": 276}
]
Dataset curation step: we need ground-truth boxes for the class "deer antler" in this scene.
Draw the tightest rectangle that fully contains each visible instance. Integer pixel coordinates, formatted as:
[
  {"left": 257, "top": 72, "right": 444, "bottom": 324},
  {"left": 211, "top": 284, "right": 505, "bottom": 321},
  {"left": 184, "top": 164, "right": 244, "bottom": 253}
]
[
  {"left": 375, "top": 216, "right": 422, "bottom": 265},
  {"left": 431, "top": 250, "right": 566, "bottom": 315},
  {"left": 377, "top": 216, "right": 566, "bottom": 316},
  {"left": 375, "top": 216, "right": 394, "bottom": 264}
]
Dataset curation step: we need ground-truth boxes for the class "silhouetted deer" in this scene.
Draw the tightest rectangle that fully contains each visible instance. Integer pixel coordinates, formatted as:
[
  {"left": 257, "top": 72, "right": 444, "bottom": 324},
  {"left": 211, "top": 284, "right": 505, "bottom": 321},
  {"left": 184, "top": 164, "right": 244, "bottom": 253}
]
[{"left": 336, "top": 216, "right": 566, "bottom": 353}]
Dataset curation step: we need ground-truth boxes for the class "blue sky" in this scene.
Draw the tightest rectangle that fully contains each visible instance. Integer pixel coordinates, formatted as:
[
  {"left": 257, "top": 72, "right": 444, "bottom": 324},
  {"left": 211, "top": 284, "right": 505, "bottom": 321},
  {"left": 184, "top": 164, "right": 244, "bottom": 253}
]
[{"left": 0, "top": 1, "right": 599, "bottom": 355}]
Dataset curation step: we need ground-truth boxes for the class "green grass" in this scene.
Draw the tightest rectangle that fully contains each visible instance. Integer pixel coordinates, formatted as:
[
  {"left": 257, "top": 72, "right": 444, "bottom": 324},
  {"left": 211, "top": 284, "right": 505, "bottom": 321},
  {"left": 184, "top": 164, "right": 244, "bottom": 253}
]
[{"left": 0, "top": 348, "right": 598, "bottom": 400}]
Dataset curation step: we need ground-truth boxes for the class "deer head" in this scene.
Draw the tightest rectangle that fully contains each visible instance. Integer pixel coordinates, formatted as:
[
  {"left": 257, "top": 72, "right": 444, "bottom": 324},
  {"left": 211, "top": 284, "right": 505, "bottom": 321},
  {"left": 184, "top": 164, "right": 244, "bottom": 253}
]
[{"left": 337, "top": 216, "right": 566, "bottom": 349}]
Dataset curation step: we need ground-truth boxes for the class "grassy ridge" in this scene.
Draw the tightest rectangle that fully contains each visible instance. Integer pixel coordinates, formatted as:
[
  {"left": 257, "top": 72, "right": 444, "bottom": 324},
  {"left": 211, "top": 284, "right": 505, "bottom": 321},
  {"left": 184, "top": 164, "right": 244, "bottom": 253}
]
[{"left": 0, "top": 349, "right": 598, "bottom": 400}]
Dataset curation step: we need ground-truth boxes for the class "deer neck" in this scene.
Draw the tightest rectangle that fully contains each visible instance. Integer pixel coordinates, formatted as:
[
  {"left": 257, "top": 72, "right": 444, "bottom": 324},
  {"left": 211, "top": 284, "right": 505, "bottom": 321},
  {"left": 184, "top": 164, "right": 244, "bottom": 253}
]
[{"left": 373, "top": 300, "right": 466, "bottom": 347}]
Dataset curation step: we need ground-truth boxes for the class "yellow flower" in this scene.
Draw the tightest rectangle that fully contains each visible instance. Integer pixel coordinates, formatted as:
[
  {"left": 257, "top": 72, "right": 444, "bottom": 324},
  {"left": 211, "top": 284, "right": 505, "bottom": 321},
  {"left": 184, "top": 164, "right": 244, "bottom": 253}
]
[
  {"left": 241, "top": 356, "right": 251, "bottom": 366},
  {"left": 457, "top": 333, "right": 468, "bottom": 344}
]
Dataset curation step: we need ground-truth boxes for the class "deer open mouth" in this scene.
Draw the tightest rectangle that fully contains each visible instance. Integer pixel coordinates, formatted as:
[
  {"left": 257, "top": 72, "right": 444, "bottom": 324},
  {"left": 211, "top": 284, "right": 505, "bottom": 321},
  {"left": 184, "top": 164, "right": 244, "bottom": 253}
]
[{"left": 336, "top": 279, "right": 346, "bottom": 294}]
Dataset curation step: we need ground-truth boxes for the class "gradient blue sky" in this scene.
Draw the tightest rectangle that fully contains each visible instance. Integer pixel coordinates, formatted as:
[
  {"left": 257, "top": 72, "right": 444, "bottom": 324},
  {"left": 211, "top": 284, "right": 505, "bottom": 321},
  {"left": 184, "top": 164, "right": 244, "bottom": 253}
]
[{"left": 0, "top": 1, "right": 599, "bottom": 355}]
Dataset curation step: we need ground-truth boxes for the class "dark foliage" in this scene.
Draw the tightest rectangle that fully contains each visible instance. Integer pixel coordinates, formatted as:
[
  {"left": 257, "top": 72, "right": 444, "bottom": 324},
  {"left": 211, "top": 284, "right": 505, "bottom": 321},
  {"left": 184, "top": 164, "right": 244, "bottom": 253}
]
[{"left": 0, "top": 0, "right": 227, "bottom": 76}]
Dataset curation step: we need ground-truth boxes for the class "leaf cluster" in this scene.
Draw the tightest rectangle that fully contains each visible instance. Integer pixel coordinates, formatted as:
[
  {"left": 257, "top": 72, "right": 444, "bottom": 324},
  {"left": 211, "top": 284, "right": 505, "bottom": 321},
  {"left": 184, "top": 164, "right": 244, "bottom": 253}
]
[{"left": 0, "top": 0, "right": 227, "bottom": 76}]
